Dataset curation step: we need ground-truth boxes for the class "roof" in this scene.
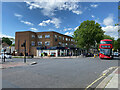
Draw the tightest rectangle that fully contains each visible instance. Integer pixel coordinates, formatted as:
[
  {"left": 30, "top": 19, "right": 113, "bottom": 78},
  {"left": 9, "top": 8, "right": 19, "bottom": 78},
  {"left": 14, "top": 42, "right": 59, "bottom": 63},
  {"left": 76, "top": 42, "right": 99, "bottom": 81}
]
[
  {"left": 16, "top": 31, "right": 73, "bottom": 38},
  {"left": 101, "top": 39, "right": 112, "bottom": 41}
]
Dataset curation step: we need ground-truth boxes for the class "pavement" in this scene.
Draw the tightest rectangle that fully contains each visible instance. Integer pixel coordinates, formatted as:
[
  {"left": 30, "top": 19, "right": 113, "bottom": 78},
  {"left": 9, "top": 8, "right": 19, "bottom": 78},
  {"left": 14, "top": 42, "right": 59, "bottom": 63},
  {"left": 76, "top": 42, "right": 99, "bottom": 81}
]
[
  {"left": 0, "top": 56, "right": 82, "bottom": 69},
  {"left": 0, "top": 61, "right": 37, "bottom": 69},
  {"left": 96, "top": 67, "right": 120, "bottom": 89},
  {"left": 34, "top": 56, "right": 81, "bottom": 59}
]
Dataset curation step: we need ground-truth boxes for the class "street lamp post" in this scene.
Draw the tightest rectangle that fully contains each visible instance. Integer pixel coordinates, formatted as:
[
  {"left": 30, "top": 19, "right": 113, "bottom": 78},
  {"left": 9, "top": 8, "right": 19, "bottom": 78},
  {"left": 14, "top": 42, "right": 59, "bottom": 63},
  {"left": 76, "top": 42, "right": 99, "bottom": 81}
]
[
  {"left": 68, "top": 48, "right": 70, "bottom": 57},
  {"left": 3, "top": 49, "right": 6, "bottom": 62},
  {"left": 24, "top": 40, "right": 26, "bottom": 63}
]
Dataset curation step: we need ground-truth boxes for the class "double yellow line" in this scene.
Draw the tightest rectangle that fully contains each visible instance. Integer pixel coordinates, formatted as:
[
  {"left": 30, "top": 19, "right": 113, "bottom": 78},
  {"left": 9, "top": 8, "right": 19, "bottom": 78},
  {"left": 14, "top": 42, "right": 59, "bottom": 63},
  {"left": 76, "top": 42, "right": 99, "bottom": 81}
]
[
  {"left": 85, "top": 66, "right": 118, "bottom": 90},
  {"left": 85, "top": 73, "right": 106, "bottom": 90}
]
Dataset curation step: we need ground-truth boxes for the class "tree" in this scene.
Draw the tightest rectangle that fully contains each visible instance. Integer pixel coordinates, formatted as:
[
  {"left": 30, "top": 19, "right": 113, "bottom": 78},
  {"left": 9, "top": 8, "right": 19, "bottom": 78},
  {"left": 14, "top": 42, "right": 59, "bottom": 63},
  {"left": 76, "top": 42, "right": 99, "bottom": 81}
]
[
  {"left": 103, "top": 35, "right": 114, "bottom": 41},
  {"left": 11, "top": 43, "right": 15, "bottom": 46},
  {"left": 103, "top": 35, "right": 115, "bottom": 44},
  {"left": 117, "top": 38, "right": 120, "bottom": 51},
  {"left": 103, "top": 35, "right": 120, "bottom": 51},
  {"left": 114, "top": 40, "right": 118, "bottom": 51},
  {"left": 2, "top": 37, "right": 12, "bottom": 46},
  {"left": 73, "top": 20, "right": 104, "bottom": 52}
]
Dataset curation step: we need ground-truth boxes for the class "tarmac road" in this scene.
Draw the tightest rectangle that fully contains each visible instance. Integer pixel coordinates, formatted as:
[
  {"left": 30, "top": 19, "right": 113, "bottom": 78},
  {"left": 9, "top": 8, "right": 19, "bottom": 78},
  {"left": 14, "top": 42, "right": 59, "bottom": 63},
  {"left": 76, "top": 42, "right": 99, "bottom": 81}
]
[{"left": 2, "top": 57, "right": 119, "bottom": 88}]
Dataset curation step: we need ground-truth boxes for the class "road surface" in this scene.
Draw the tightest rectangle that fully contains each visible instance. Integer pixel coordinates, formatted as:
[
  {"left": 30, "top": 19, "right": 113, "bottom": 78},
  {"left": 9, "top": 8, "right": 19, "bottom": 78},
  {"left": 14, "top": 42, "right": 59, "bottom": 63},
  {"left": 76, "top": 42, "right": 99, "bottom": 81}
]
[{"left": 2, "top": 57, "right": 119, "bottom": 88}]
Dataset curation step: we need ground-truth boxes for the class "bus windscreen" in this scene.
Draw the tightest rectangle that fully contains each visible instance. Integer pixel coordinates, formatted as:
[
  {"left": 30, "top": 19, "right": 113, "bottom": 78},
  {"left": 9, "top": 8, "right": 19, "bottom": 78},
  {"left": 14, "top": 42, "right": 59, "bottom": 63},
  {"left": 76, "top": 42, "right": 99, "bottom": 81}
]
[
  {"left": 100, "top": 41, "right": 112, "bottom": 44},
  {"left": 100, "top": 49, "right": 111, "bottom": 55}
]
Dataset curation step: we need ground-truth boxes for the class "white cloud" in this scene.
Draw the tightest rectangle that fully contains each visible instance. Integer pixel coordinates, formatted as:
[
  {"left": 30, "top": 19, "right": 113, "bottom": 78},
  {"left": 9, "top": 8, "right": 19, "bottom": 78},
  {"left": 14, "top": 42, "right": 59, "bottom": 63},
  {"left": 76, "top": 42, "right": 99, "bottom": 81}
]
[
  {"left": 63, "top": 26, "right": 79, "bottom": 32},
  {"left": 20, "top": 20, "right": 34, "bottom": 26},
  {"left": 38, "top": 18, "right": 61, "bottom": 28},
  {"left": 48, "top": 28, "right": 54, "bottom": 31},
  {"left": 30, "top": 28, "right": 38, "bottom": 31},
  {"left": 64, "top": 28, "right": 73, "bottom": 31},
  {"left": 0, "top": 33, "right": 15, "bottom": 38},
  {"left": 51, "top": 18, "right": 61, "bottom": 28},
  {"left": 39, "top": 20, "right": 51, "bottom": 26},
  {"left": 65, "top": 32, "right": 73, "bottom": 36},
  {"left": 72, "top": 10, "right": 82, "bottom": 15},
  {"left": 90, "top": 4, "right": 98, "bottom": 8},
  {"left": 103, "top": 14, "right": 114, "bottom": 26},
  {"left": 25, "top": 0, "right": 82, "bottom": 16},
  {"left": 74, "top": 26, "right": 79, "bottom": 30},
  {"left": 91, "top": 15, "right": 95, "bottom": 18},
  {"left": 14, "top": 13, "right": 23, "bottom": 19},
  {"left": 102, "top": 25, "right": 119, "bottom": 40},
  {"left": 14, "top": 13, "right": 35, "bottom": 26},
  {"left": 95, "top": 20, "right": 102, "bottom": 25}
]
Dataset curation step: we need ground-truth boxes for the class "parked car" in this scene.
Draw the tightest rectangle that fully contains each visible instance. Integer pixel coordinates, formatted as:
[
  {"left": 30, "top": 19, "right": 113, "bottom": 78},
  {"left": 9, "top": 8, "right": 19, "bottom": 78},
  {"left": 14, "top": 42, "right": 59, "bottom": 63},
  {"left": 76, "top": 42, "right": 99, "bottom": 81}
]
[
  {"left": 114, "top": 52, "right": 119, "bottom": 57},
  {"left": 0, "top": 53, "right": 12, "bottom": 59}
]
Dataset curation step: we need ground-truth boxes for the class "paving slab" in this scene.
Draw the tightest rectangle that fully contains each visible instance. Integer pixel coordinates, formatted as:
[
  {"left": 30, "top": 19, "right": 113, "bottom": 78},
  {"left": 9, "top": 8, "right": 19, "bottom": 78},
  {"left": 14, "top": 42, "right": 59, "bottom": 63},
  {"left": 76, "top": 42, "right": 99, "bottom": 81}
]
[{"left": 96, "top": 67, "right": 120, "bottom": 89}]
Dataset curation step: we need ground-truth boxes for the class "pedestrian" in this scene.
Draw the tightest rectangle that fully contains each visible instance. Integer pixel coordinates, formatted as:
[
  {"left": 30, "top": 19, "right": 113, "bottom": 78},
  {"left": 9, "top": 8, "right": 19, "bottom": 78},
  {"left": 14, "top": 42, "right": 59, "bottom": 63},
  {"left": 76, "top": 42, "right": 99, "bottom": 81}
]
[{"left": 41, "top": 53, "right": 43, "bottom": 58}]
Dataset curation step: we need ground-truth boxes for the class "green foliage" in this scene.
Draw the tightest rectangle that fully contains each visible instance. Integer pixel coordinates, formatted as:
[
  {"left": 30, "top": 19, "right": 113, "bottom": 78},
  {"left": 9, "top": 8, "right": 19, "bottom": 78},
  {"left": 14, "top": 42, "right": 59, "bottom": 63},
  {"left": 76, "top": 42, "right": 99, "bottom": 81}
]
[
  {"left": 113, "top": 38, "right": 120, "bottom": 52},
  {"left": 73, "top": 20, "right": 104, "bottom": 51},
  {"left": 11, "top": 43, "right": 15, "bottom": 46},
  {"left": 114, "top": 40, "right": 118, "bottom": 51},
  {"left": 119, "top": 5, "right": 120, "bottom": 9},
  {"left": 2, "top": 37, "right": 12, "bottom": 46},
  {"left": 103, "top": 35, "right": 115, "bottom": 42},
  {"left": 117, "top": 38, "right": 120, "bottom": 51},
  {"left": 103, "top": 35, "right": 120, "bottom": 51},
  {"left": 115, "top": 24, "right": 119, "bottom": 26}
]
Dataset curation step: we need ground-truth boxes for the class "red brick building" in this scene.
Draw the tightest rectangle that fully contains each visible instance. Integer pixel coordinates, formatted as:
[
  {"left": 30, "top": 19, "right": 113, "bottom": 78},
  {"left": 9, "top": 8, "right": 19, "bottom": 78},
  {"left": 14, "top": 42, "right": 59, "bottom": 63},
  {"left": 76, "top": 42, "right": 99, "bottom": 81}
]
[{"left": 15, "top": 31, "right": 77, "bottom": 57}]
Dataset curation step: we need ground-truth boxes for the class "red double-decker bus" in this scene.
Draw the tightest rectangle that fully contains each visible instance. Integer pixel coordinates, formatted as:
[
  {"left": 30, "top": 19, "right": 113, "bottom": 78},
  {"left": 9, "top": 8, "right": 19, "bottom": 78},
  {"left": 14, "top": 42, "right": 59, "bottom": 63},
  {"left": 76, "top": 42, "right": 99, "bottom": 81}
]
[{"left": 99, "top": 39, "right": 113, "bottom": 59}]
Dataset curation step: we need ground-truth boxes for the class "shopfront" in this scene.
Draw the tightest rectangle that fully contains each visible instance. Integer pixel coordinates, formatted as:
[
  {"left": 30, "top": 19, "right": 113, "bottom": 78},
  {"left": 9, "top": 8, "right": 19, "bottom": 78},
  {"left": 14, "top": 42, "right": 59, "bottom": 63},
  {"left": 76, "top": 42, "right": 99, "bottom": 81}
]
[{"left": 36, "top": 47, "right": 79, "bottom": 57}]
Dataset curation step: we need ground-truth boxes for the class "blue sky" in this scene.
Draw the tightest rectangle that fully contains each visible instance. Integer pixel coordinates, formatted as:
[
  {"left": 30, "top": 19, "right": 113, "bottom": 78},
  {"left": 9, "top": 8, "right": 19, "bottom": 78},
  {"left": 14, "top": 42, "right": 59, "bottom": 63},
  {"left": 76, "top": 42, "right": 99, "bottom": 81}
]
[{"left": 1, "top": 1, "right": 118, "bottom": 39}]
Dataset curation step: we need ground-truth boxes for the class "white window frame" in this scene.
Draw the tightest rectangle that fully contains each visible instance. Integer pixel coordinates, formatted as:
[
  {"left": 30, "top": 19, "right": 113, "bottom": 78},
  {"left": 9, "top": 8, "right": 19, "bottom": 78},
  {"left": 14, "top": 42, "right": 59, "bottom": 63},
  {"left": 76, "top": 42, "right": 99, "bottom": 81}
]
[
  {"left": 55, "top": 35, "right": 57, "bottom": 42},
  {"left": 59, "top": 42, "right": 61, "bottom": 45},
  {"left": 38, "top": 35, "right": 42, "bottom": 38},
  {"left": 32, "top": 35, "right": 35, "bottom": 38},
  {"left": 66, "top": 38, "right": 68, "bottom": 41},
  {"left": 62, "top": 43, "right": 65, "bottom": 47},
  {"left": 45, "top": 41, "right": 50, "bottom": 46},
  {"left": 59, "top": 36, "right": 61, "bottom": 40},
  {"left": 38, "top": 42, "right": 42, "bottom": 46},
  {"left": 66, "top": 43, "right": 68, "bottom": 46},
  {"left": 31, "top": 41, "right": 35, "bottom": 46},
  {"left": 45, "top": 35, "right": 50, "bottom": 38},
  {"left": 55, "top": 35, "right": 57, "bottom": 38}
]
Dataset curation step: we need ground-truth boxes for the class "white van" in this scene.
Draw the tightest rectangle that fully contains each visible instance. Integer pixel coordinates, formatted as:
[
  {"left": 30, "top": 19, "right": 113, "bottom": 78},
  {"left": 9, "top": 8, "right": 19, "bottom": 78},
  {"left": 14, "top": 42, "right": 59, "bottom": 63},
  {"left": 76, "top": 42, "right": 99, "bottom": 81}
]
[{"left": 0, "top": 53, "right": 12, "bottom": 59}]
